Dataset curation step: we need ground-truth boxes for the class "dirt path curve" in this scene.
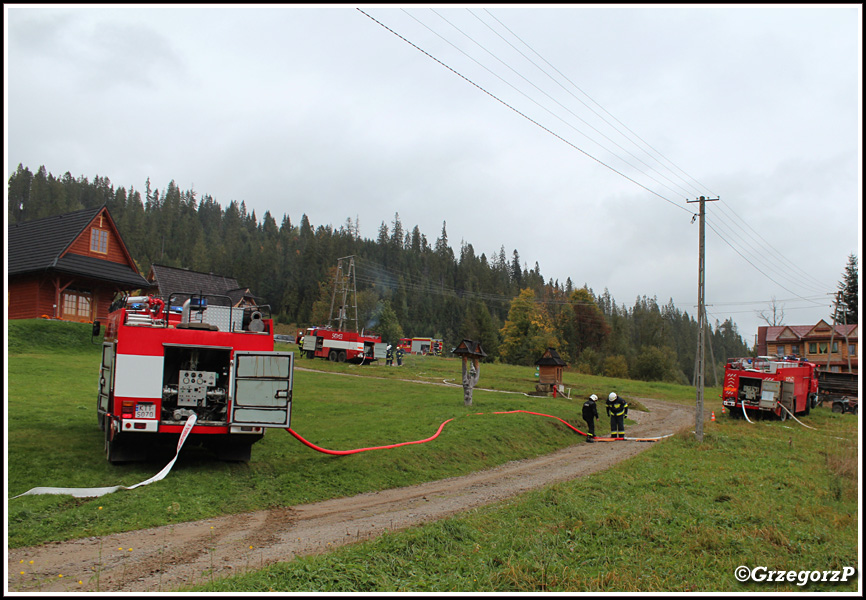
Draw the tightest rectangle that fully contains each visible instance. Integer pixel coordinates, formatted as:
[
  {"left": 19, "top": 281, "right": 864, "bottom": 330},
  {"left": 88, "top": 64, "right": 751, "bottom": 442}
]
[{"left": 7, "top": 398, "right": 694, "bottom": 593}]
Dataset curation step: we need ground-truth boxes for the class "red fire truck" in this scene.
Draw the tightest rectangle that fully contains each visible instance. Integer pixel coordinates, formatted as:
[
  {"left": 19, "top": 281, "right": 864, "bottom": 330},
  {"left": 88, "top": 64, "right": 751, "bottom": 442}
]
[
  {"left": 300, "top": 326, "right": 386, "bottom": 363},
  {"left": 398, "top": 337, "right": 444, "bottom": 355},
  {"left": 722, "top": 356, "right": 819, "bottom": 420},
  {"left": 97, "top": 292, "right": 293, "bottom": 463}
]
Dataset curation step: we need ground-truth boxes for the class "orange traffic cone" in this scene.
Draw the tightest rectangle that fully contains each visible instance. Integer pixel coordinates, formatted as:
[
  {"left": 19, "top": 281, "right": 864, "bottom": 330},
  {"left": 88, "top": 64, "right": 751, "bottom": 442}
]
[
  {"left": 711, "top": 411, "right": 716, "bottom": 421},
  {"left": 721, "top": 406, "right": 726, "bottom": 414}
]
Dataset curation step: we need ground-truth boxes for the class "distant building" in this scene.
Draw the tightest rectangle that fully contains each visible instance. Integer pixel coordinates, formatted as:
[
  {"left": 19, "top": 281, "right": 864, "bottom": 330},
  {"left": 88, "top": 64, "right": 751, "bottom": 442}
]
[
  {"left": 7, "top": 206, "right": 150, "bottom": 323},
  {"left": 147, "top": 264, "right": 259, "bottom": 308},
  {"left": 757, "top": 321, "right": 858, "bottom": 374}
]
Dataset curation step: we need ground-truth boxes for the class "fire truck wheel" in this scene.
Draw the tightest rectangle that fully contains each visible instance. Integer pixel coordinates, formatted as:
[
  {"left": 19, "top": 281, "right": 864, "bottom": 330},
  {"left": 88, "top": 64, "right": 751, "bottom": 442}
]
[
  {"left": 328, "top": 350, "right": 337, "bottom": 362},
  {"left": 778, "top": 408, "right": 788, "bottom": 422},
  {"left": 832, "top": 402, "right": 844, "bottom": 413},
  {"left": 338, "top": 351, "right": 347, "bottom": 363},
  {"left": 105, "top": 427, "right": 132, "bottom": 463},
  {"left": 306, "top": 350, "right": 315, "bottom": 359},
  {"left": 212, "top": 440, "right": 253, "bottom": 462}
]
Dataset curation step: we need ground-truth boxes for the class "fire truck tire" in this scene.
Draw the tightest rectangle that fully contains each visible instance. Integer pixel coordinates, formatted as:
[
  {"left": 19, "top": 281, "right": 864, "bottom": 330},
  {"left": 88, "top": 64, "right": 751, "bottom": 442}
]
[
  {"left": 778, "top": 407, "right": 788, "bottom": 422},
  {"left": 211, "top": 439, "right": 253, "bottom": 462},
  {"left": 328, "top": 350, "right": 338, "bottom": 362},
  {"left": 338, "top": 350, "right": 347, "bottom": 363},
  {"left": 832, "top": 402, "right": 844, "bottom": 413},
  {"left": 809, "top": 393, "right": 818, "bottom": 410},
  {"left": 104, "top": 427, "right": 144, "bottom": 463},
  {"left": 306, "top": 350, "right": 315, "bottom": 359}
]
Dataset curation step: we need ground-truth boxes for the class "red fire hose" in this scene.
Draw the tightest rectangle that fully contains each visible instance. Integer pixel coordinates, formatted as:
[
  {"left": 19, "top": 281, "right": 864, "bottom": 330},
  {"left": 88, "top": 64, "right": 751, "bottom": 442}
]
[{"left": 286, "top": 409, "right": 597, "bottom": 455}]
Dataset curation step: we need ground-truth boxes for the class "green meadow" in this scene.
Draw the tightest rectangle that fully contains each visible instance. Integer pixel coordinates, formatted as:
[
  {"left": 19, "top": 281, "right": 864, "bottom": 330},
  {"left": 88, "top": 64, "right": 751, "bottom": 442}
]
[{"left": 6, "top": 320, "right": 859, "bottom": 592}]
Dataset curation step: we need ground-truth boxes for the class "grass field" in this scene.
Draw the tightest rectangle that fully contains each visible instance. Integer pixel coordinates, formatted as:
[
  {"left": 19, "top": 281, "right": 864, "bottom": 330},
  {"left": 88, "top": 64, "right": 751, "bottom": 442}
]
[{"left": 6, "top": 320, "right": 860, "bottom": 592}]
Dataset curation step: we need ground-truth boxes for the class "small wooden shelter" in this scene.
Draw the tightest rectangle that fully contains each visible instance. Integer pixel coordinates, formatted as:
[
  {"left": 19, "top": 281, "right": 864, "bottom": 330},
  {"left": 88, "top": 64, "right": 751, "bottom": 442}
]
[{"left": 535, "top": 347, "right": 567, "bottom": 393}]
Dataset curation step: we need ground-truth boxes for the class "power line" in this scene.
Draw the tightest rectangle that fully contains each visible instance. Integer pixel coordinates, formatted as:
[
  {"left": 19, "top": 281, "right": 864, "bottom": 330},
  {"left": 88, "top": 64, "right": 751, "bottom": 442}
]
[
  {"left": 357, "top": 7, "right": 692, "bottom": 215},
  {"left": 358, "top": 8, "right": 835, "bottom": 311}
]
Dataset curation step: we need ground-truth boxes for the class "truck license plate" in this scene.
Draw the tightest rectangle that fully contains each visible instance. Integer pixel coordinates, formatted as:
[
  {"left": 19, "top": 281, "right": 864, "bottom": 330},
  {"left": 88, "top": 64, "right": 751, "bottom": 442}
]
[{"left": 135, "top": 403, "right": 156, "bottom": 419}]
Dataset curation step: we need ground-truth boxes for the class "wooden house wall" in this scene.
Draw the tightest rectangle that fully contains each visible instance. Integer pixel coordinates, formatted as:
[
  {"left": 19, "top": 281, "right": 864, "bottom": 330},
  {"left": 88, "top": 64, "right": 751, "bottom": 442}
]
[
  {"left": 8, "top": 273, "right": 120, "bottom": 323},
  {"left": 538, "top": 365, "right": 563, "bottom": 385}
]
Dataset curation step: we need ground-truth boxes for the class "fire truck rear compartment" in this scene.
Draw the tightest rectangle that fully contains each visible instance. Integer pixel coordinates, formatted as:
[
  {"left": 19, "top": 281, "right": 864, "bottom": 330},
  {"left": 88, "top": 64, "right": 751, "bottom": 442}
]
[{"left": 161, "top": 345, "right": 231, "bottom": 423}]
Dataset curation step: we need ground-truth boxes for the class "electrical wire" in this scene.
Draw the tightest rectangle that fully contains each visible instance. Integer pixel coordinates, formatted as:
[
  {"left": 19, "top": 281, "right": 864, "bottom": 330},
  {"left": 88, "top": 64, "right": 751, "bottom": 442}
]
[{"left": 357, "top": 8, "right": 835, "bottom": 316}]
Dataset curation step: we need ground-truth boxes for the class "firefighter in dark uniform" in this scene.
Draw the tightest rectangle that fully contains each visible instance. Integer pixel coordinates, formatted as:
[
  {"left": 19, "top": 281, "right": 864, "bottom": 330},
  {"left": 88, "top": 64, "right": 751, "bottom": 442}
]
[
  {"left": 396, "top": 345, "right": 405, "bottom": 366},
  {"left": 582, "top": 394, "right": 600, "bottom": 442},
  {"left": 606, "top": 392, "right": 628, "bottom": 439},
  {"left": 386, "top": 344, "right": 394, "bottom": 366}
]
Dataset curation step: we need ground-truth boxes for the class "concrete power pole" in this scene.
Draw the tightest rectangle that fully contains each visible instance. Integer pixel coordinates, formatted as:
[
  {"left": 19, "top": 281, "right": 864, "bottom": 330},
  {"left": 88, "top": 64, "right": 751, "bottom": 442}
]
[{"left": 687, "top": 196, "right": 718, "bottom": 442}]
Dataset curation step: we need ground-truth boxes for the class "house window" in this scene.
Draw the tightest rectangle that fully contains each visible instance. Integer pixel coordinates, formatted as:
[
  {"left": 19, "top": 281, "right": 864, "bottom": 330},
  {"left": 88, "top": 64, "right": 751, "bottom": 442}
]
[
  {"left": 90, "top": 228, "right": 108, "bottom": 254},
  {"left": 849, "top": 344, "right": 857, "bottom": 356},
  {"left": 791, "top": 344, "right": 799, "bottom": 356},
  {"left": 819, "top": 343, "right": 828, "bottom": 354},
  {"left": 809, "top": 342, "right": 817, "bottom": 354},
  {"left": 62, "top": 290, "right": 93, "bottom": 321},
  {"left": 832, "top": 341, "right": 839, "bottom": 354}
]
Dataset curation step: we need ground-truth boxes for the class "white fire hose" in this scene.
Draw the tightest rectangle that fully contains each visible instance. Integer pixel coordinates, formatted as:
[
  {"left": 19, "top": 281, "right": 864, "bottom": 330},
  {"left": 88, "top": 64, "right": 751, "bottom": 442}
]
[
  {"left": 776, "top": 401, "right": 817, "bottom": 430},
  {"left": 11, "top": 415, "right": 197, "bottom": 499}
]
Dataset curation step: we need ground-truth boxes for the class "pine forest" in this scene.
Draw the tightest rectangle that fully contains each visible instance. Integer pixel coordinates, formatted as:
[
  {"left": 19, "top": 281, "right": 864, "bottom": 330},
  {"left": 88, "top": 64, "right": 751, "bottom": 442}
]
[{"left": 7, "top": 164, "right": 752, "bottom": 384}]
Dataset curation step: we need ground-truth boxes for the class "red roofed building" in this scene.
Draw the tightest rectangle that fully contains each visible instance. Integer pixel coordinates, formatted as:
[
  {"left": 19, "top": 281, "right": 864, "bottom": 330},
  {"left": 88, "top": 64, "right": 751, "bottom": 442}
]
[
  {"left": 757, "top": 321, "right": 858, "bottom": 374},
  {"left": 8, "top": 206, "right": 150, "bottom": 323}
]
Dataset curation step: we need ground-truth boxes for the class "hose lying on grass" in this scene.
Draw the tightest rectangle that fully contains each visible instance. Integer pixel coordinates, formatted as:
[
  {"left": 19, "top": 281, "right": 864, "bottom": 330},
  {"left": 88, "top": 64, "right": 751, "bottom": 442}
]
[
  {"left": 11, "top": 410, "right": 670, "bottom": 499},
  {"left": 10, "top": 414, "right": 198, "bottom": 499},
  {"left": 287, "top": 409, "right": 670, "bottom": 455}
]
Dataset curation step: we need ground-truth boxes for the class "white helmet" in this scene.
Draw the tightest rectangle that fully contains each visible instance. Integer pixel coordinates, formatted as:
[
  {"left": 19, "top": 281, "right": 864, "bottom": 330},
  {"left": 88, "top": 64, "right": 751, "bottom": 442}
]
[
  {"left": 609, "top": 392, "right": 617, "bottom": 401},
  {"left": 590, "top": 394, "right": 598, "bottom": 401}
]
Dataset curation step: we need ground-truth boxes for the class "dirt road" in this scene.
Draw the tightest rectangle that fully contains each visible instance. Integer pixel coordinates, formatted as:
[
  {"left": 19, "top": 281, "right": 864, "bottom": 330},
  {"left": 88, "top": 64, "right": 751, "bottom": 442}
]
[{"left": 7, "top": 397, "right": 694, "bottom": 593}]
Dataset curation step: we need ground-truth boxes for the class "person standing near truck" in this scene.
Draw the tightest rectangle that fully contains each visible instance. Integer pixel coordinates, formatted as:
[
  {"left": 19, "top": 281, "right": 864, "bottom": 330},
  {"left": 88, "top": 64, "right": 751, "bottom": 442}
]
[
  {"left": 582, "top": 394, "right": 600, "bottom": 442},
  {"left": 606, "top": 392, "right": 628, "bottom": 439}
]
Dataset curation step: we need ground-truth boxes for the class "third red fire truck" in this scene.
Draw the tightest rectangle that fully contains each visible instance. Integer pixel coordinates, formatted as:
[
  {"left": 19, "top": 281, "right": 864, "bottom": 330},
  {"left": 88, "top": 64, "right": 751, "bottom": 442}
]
[{"left": 722, "top": 356, "right": 819, "bottom": 420}]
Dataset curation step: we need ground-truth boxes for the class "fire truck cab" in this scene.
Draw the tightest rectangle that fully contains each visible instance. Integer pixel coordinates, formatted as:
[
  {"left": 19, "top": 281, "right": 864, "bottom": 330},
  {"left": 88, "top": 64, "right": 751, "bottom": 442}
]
[
  {"left": 722, "top": 356, "right": 819, "bottom": 420},
  {"left": 97, "top": 292, "right": 293, "bottom": 463}
]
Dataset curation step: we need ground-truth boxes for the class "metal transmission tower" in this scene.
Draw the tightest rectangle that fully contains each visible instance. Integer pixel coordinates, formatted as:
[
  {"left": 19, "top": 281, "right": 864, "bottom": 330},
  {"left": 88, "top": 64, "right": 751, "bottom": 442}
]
[
  {"left": 687, "top": 195, "right": 719, "bottom": 442},
  {"left": 329, "top": 256, "right": 359, "bottom": 333}
]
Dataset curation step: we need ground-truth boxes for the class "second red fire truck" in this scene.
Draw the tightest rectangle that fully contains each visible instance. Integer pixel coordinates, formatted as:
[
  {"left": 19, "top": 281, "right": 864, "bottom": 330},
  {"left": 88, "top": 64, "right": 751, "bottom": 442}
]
[{"left": 299, "top": 326, "right": 387, "bottom": 363}]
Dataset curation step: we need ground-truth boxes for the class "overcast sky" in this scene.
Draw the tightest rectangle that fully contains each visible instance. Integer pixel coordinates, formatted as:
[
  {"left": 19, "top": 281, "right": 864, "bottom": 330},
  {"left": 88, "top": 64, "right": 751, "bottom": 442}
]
[{"left": 5, "top": 4, "right": 862, "bottom": 347}]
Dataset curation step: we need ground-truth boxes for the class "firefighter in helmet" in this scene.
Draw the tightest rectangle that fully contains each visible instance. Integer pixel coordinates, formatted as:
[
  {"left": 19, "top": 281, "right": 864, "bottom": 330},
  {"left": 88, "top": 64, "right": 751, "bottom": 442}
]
[
  {"left": 386, "top": 344, "right": 394, "bottom": 366},
  {"left": 606, "top": 392, "right": 628, "bottom": 439},
  {"left": 582, "top": 394, "right": 600, "bottom": 442},
  {"left": 396, "top": 344, "right": 405, "bottom": 366}
]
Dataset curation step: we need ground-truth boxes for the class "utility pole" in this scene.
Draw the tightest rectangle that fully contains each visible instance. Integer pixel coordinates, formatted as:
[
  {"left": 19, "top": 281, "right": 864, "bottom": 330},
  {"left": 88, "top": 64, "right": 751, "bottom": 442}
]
[{"left": 687, "top": 195, "right": 719, "bottom": 442}]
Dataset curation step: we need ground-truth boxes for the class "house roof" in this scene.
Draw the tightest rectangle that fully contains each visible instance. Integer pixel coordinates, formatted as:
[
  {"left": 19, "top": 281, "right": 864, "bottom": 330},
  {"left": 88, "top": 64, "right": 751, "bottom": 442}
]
[
  {"left": 7, "top": 206, "right": 150, "bottom": 288},
  {"left": 148, "top": 264, "right": 255, "bottom": 306},
  {"left": 762, "top": 321, "right": 858, "bottom": 342},
  {"left": 535, "top": 347, "right": 567, "bottom": 366}
]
